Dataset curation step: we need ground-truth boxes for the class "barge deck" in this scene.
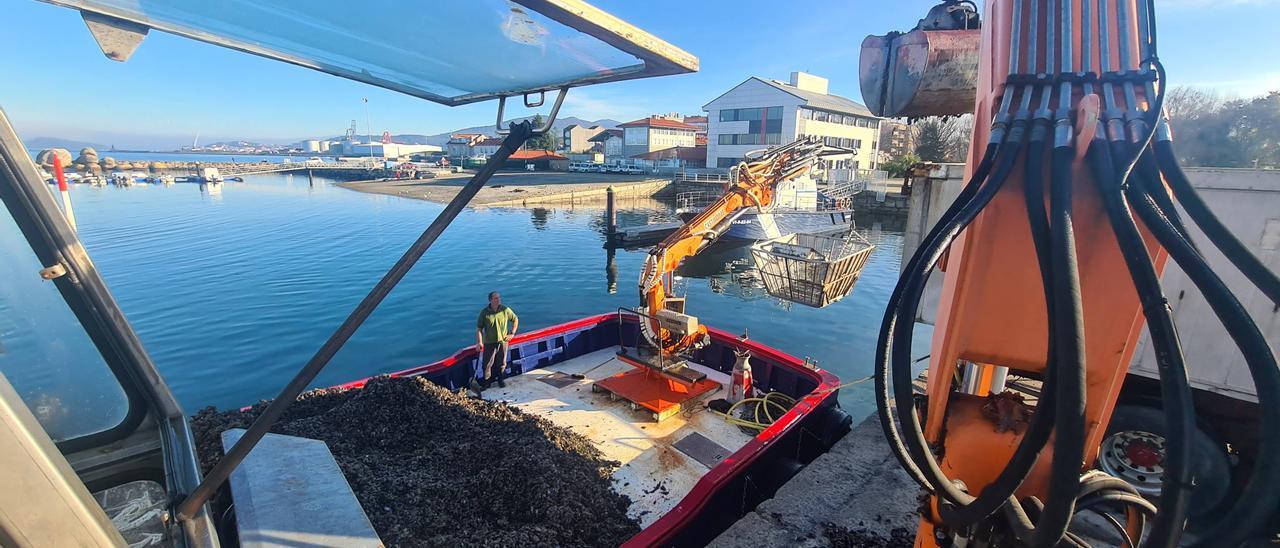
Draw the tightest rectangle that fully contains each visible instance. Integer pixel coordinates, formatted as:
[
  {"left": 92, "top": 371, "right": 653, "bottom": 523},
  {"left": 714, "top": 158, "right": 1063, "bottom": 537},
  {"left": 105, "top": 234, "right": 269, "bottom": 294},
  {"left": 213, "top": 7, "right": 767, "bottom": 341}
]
[{"left": 481, "top": 346, "right": 753, "bottom": 527}]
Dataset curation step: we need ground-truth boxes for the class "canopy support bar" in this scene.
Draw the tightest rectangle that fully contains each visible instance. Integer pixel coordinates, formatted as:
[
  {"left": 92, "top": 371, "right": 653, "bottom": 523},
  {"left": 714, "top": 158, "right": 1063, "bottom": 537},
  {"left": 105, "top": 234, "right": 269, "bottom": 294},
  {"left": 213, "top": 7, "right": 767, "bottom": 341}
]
[{"left": 176, "top": 121, "right": 536, "bottom": 521}]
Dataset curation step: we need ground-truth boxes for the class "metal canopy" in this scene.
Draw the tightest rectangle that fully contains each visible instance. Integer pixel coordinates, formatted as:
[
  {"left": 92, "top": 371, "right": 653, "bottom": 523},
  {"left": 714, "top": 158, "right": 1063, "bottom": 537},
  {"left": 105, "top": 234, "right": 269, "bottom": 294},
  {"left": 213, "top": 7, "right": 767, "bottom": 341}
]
[{"left": 38, "top": 0, "right": 698, "bottom": 105}]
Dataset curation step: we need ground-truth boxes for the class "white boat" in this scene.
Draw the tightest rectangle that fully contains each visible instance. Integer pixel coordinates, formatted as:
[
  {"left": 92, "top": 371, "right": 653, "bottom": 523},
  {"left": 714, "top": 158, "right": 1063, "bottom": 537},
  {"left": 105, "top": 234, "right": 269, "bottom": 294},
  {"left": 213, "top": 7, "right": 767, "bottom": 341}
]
[
  {"left": 109, "top": 172, "right": 134, "bottom": 186},
  {"left": 148, "top": 174, "right": 176, "bottom": 185}
]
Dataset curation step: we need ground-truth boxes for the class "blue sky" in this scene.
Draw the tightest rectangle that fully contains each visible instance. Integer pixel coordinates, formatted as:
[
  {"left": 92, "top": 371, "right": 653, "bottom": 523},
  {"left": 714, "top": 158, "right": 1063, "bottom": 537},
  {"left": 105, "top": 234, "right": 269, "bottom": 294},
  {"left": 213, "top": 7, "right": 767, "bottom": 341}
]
[{"left": 2, "top": 0, "right": 1277, "bottom": 149}]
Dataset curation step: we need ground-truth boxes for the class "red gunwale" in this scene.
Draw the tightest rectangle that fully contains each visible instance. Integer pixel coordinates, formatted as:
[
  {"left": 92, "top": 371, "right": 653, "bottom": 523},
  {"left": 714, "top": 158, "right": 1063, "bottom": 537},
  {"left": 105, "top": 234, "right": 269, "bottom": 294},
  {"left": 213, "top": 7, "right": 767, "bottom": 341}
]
[{"left": 308, "top": 312, "right": 840, "bottom": 546}]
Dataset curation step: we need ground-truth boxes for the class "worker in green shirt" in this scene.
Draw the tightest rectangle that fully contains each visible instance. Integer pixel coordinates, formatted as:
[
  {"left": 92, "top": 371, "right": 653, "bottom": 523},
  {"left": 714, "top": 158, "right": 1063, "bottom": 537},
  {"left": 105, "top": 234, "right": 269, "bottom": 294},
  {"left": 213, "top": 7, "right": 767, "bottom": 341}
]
[{"left": 472, "top": 291, "right": 518, "bottom": 395}]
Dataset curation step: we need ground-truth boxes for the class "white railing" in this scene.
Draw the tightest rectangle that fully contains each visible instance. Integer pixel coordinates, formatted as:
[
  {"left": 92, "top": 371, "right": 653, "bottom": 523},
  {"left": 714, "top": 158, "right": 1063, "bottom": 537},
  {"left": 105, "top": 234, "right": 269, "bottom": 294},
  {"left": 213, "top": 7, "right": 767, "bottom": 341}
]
[{"left": 677, "top": 168, "right": 731, "bottom": 183}]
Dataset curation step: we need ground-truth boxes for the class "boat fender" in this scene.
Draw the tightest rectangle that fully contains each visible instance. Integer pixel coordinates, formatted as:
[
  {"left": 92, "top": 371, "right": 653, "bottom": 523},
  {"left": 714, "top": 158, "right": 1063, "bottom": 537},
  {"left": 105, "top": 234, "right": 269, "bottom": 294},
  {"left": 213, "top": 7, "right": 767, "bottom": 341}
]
[
  {"left": 814, "top": 406, "right": 853, "bottom": 448},
  {"left": 728, "top": 349, "right": 754, "bottom": 404}
]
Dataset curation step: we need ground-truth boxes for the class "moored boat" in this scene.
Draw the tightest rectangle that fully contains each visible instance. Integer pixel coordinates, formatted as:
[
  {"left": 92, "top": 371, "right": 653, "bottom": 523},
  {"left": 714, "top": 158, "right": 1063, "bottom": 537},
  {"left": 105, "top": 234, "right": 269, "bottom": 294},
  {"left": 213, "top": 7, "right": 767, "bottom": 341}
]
[{"left": 319, "top": 311, "right": 852, "bottom": 546}]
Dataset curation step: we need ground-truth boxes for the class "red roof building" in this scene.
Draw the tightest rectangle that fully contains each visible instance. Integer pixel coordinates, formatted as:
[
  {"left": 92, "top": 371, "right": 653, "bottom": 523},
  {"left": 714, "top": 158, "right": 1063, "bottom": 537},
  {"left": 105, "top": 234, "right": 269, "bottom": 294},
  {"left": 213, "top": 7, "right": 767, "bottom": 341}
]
[
  {"left": 509, "top": 150, "right": 566, "bottom": 161},
  {"left": 618, "top": 116, "right": 701, "bottom": 131},
  {"left": 619, "top": 117, "right": 700, "bottom": 159}
]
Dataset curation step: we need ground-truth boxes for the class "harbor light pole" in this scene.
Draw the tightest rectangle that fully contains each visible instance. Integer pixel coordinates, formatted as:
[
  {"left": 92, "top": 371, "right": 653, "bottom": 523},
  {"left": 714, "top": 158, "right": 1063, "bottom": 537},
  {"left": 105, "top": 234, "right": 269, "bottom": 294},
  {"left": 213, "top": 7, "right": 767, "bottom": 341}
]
[{"left": 363, "top": 97, "right": 374, "bottom": 164}]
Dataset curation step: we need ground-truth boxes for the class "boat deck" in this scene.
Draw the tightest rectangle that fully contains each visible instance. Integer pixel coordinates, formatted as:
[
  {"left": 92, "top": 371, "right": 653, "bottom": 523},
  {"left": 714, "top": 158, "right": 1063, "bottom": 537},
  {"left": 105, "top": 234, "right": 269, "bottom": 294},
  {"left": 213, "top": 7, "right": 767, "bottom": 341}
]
[{"left": 480, "top": 346, "right": 754, "bottom": 527}]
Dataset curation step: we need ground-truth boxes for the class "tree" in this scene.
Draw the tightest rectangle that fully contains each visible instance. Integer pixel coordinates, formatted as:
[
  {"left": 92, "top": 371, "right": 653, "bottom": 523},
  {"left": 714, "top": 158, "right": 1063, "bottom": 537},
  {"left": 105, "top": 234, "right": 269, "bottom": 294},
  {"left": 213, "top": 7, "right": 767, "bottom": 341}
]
[
  {"left": 882, "top": 153, "right": 921, "bottom": 178},
  {"left": 914, "top": 118, "right": 948, "bottom": 162},
  {"left": 1163, "top": 86, "right": 1279, "bottom": 168},
  {"left": 524, "top": 114, "right": 560, "bottom": 151},
  {"left": 944, "top": 114, "right": 974, "bottom": 162}
]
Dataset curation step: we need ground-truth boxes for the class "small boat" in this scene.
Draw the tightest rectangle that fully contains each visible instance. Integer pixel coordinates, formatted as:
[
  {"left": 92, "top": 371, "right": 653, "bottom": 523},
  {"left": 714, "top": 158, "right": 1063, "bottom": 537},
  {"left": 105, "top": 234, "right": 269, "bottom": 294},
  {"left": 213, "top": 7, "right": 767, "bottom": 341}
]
[
  {"left": 82, "top": 174, "right": 105, "bottom": 186},
  {"left": 148, "top": 174, "right": 176, "bottom": 185},
  {"left": 109, "top": 171, "right": 134, "bottom": 186}
]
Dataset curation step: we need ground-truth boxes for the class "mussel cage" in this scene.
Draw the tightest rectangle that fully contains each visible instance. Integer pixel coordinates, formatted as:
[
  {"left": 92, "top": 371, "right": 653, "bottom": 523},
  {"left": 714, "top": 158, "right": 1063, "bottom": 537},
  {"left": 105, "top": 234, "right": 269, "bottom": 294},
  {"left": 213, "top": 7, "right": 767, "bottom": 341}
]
[{"left": 750, "top": 231, "right": 876, "bottom": 308}]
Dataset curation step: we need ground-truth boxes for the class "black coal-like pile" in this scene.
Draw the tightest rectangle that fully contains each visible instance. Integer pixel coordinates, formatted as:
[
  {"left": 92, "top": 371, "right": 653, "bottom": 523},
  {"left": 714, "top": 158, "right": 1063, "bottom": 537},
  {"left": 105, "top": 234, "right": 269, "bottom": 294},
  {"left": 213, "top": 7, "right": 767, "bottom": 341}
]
[
  {"left": 191, "top": 375, "right": 639, "bottom": 547},
  {"left": 822, "top": 524, "right": 914, "bottom": 547}
]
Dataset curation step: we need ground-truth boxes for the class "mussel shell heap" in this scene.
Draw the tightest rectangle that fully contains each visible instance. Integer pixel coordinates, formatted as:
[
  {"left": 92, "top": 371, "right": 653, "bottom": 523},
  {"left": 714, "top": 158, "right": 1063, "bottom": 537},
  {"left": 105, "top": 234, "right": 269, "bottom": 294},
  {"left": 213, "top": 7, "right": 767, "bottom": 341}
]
[{"left": 192, "top": 375, "right": 640, "bottom": 547}]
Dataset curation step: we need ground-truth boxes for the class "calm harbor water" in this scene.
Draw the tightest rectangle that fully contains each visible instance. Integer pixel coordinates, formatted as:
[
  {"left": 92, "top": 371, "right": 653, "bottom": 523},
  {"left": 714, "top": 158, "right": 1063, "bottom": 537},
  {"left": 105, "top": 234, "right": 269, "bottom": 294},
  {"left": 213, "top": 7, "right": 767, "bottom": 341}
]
[
  {"left": 31, "top": 173, "right": 928, "bottom": 420},
  {"left": 24, "top": 148, "right": 328, "bottom": 164}
]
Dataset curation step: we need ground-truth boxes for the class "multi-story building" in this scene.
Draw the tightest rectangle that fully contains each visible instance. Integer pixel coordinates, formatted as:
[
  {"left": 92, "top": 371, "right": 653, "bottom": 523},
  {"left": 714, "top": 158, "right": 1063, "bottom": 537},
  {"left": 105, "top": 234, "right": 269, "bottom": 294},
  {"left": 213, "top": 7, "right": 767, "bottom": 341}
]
[
  {"left": 877, "top": 120, "right": 914, "bottom": 162},
  {"left": 682, "top": 115, "right": 709, "bottom": 146},
  {"left": 588, "top": 129, "right": 624, "bottom": 160},
  {"left": 446, "top": 134, "right": 487, "bottom": 159},
  {"left": 704, "top": 72, "right": 882, "bottom": 170},
  {"left": 561, "top": 124, "right": 606, "bottom": 154},
  {"left": 619, "top": 117, "right": 699, "bottom": 159},
  {"left": 472, "top": 137, "right": 503, "bottom": 158}
]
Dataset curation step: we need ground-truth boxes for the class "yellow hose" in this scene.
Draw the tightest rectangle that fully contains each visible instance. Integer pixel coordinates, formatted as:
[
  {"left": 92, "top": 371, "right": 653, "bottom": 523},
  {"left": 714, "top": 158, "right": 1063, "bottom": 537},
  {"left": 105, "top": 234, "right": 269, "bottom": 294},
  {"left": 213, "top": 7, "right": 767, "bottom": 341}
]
[{"left": 709, "top": 376, "right": 871, "bottom": 431}]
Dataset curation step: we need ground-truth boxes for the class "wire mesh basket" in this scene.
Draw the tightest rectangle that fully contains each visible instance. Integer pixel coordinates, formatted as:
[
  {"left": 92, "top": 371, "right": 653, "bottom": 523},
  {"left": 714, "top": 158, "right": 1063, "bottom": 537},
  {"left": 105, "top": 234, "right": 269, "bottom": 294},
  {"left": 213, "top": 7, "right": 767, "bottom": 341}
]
[{"left": 749, "top": 230, "right": 876, "bottom": 308}]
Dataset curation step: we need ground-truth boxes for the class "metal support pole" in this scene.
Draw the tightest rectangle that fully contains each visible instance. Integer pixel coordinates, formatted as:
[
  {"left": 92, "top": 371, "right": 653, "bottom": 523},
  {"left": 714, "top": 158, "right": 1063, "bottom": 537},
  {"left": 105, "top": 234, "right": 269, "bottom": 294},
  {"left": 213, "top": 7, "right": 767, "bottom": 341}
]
[
  {"left": 176, "top": 121, "right": 536, "bottom": 521},
  {"left": 606, "top": 246, "right": 618, "bottom": 294},
  {"left": 605, "top": 186, "right": 617, "bottom": 241}
]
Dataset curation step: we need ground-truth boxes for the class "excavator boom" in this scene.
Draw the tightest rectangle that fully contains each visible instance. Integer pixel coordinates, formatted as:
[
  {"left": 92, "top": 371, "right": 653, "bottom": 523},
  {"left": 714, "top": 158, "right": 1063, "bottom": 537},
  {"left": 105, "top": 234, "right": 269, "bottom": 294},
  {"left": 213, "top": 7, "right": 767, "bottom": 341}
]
[{"left": 638, "top": 137, "right": 829, "bottom": 355}]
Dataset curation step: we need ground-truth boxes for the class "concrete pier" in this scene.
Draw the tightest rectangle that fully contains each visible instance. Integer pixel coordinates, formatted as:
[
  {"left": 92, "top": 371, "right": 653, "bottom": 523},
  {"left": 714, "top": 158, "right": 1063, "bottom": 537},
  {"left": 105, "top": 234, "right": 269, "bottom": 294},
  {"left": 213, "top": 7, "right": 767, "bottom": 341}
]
[{"left": 710, "top": 415, "right": 918, "bottom": 547}]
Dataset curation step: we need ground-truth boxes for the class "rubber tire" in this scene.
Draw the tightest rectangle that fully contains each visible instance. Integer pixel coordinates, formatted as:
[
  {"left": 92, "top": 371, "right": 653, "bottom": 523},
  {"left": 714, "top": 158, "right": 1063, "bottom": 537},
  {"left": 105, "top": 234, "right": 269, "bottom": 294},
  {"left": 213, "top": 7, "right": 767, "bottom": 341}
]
[{"left": 1102, "top": 404, "right": 1232, "bottom": 518}]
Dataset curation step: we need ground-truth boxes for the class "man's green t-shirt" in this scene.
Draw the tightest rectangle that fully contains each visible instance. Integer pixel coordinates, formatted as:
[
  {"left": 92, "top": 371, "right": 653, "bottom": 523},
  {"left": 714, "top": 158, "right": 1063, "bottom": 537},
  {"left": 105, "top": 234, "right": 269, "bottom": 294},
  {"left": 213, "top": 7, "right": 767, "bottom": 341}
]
[{"left": 477, "top": 305, "right": 517, "bottom": 344}]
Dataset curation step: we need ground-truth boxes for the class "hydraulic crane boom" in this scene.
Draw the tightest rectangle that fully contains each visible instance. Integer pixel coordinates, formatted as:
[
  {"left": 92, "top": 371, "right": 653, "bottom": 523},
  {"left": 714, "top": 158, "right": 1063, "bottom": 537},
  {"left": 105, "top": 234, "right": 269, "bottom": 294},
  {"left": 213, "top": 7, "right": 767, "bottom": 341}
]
[
  {"left": 638, "top": 137, "right": 826, "bottom": 356},
  {"left": 865, "top": 0, "right": 1280, "bottom": 546}
]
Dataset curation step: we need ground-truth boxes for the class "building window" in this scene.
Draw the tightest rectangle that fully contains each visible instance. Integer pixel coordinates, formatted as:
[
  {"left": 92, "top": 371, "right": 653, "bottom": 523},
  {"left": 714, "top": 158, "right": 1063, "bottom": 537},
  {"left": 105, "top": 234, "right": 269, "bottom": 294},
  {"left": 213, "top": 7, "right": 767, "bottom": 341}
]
[
  {"left": 717, "top": 157, "right": 742, "bottom": 168},
  {"left": 716, "top": 106, "right": 783, "bottom": 146}
]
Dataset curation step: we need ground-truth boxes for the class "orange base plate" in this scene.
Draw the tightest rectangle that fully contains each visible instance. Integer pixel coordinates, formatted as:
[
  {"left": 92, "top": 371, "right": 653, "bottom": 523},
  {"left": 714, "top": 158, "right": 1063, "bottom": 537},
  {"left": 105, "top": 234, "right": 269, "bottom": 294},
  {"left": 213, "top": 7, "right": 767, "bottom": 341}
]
[{"left": 594, "top": 368, "right": 720, "bottom": 421}]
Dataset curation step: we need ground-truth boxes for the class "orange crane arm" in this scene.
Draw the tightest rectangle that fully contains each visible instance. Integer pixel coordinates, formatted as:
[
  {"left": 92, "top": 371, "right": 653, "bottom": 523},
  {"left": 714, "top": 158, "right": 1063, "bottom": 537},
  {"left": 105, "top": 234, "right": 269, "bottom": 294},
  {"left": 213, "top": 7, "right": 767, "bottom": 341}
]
[{"left": 638, "top": 138, "right": 823, "bottom": 355}]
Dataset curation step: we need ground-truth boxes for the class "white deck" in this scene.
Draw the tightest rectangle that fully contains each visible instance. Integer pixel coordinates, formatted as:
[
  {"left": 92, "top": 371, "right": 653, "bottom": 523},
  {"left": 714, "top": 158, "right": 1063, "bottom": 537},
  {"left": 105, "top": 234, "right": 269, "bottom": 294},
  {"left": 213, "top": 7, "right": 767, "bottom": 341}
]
[{"left": 482, "top": 346, "right": 754, "bottom": 527}]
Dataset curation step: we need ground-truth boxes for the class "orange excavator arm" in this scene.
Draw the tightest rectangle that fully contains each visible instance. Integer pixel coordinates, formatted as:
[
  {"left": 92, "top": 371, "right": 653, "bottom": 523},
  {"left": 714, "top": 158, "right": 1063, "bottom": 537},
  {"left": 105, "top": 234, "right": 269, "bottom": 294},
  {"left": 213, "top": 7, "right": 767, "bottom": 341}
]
[{"left": 638, "top": 137, "right": 826, "bottom": 355}]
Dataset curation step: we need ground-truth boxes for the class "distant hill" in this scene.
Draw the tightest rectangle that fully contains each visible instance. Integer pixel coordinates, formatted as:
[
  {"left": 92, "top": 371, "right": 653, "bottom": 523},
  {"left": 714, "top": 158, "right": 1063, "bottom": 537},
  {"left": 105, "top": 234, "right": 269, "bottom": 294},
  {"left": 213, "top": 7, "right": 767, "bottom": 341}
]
[
  {"left": 25, "top": 137, "right": 111, "bottom": 151},
  {"left": 326, "top": 116, "right": 621, "bottom": 146}
]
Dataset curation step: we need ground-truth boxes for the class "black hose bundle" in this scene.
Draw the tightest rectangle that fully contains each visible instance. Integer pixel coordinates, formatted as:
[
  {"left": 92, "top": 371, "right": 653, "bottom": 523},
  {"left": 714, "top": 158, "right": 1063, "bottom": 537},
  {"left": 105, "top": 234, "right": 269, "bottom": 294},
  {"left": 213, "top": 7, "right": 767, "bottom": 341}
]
[{"left": 874, "top": 0, "right": 1280, "bottom": 545}]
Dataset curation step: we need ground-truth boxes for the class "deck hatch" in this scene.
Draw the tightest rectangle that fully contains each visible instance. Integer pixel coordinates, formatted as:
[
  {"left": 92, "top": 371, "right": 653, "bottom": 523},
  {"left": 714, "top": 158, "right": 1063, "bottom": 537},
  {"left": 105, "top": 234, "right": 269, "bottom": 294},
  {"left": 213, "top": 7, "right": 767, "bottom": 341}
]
[{"left": 672, "top": 432, "right": 731, "bottom": 469}]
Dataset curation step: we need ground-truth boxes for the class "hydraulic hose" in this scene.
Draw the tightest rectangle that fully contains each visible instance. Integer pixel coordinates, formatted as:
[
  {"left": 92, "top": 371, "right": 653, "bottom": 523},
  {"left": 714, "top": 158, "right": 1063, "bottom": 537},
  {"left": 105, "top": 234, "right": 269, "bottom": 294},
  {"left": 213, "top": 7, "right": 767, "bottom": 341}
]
[
  {"left": 1122, "top": 147, "right": 1280, "bottom": 547},
  {"left": 939, "top": 116, "right": 1066, "bottom": 530},
  {"left": 875, "top": 141, "right": 1002, "bottom": 491},
  {"left": 1032, "top": 144, "right": 1087, "bottom": 548},
  {"left": 1088, "top": 136, "right": 1193, "bottom": 548},
  {"left": 1154, "top": 139, "right": 1280, "bottom": 305},
  {"left": 885, "top": 120, "right": 1028, "bottom": 514}
]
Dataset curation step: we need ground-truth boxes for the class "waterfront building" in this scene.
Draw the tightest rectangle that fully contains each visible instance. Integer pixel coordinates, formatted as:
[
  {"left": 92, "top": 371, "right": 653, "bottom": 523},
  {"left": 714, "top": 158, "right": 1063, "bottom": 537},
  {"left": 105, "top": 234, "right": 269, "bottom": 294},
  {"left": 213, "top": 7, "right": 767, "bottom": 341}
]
[
  {"left": 472, "top": 137, "right": 504, "bottom": 159},
  {"left": 704, "top": 71, "right": 882, "bottom": 170},
  {"left": 589, "top": 129, "right": 624, "bottom": 160},
  {"left": 619, "top": 116, "right": 699, "bottom": 159},
  {"left": 504, "top": 150, "right": 568, "bottom": 171},
  {"left": 631, "top": 145, "right": 707, "bottom": 169},
  {"left": 446, "top": 133, "right": 487, "bottom": 159},
  {"left": 561, "top": 124, "right": 606, "bottom": 153},
  {"left": 344, "top": 142, "right": 442, "bottom": 159}
]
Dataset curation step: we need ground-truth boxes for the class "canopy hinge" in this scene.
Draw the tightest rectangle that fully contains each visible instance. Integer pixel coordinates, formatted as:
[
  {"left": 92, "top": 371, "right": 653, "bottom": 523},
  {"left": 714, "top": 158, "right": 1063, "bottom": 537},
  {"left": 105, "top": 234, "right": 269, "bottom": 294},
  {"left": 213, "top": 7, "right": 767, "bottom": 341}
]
[{"left": 39, "top": 263, "right": 68, "bottom": 280}]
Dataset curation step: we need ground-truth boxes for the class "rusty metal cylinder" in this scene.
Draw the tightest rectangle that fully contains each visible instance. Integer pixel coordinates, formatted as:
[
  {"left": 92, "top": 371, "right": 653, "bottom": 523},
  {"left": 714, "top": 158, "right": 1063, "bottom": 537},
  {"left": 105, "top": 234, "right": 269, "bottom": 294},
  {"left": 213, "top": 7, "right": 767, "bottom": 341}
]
[{"left": 859, "top": 29, "right": 981, "bottom": 118}]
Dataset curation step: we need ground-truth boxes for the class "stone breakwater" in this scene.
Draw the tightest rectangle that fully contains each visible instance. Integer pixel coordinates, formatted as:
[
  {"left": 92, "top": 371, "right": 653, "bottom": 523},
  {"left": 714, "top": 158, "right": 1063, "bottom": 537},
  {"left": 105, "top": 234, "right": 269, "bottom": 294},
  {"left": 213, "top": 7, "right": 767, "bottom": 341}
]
[{"left": 33, "top": 147, "right": 311, "bottom": 174}]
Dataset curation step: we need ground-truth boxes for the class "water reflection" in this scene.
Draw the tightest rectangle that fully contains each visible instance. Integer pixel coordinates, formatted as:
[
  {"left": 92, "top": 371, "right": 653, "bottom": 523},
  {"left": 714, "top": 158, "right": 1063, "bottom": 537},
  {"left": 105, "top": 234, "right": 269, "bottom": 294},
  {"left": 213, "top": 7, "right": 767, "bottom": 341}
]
[{"left": 530, "top": 207, "right": 550, "bottom": 230}]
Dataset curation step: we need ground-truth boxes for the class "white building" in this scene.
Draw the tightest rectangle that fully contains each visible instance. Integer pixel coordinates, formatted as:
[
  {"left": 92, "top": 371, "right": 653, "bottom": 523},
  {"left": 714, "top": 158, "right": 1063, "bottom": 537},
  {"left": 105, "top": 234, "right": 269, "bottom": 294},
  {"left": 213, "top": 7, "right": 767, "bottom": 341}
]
[
  {"left": 704, "top": 72, "right": 882, "bottom": 170},
  {"left": 588, "top": 129, "right": 625, "bottom": 160},
  {"left": 344, "top": 142, "right": 442, "bottom": 159},
  {"left": 472, "top": 137, "right": 503, "bottom": 158},
  {"left": 445, "top": 134, "right": 487, "bottom": 159},
  {"left": 619, "top": 117, "right": 699, "bottom": 159}
]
